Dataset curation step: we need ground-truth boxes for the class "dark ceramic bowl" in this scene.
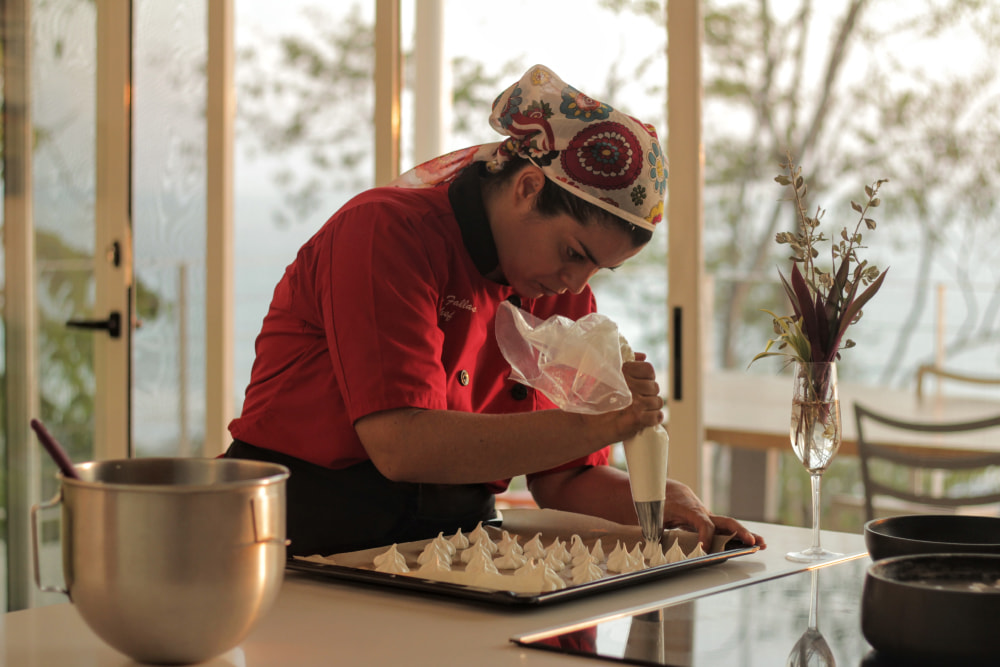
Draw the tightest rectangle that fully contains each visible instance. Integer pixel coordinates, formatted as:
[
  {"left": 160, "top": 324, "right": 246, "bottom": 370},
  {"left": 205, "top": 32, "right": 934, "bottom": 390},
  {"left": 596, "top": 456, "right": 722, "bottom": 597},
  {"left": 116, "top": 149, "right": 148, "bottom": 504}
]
[
  {"left": 861, "top": 553, "right": 1000, "bottom": 666},
  {"left": 864, "top": 514, "right": 1000, "bottom": 561}
]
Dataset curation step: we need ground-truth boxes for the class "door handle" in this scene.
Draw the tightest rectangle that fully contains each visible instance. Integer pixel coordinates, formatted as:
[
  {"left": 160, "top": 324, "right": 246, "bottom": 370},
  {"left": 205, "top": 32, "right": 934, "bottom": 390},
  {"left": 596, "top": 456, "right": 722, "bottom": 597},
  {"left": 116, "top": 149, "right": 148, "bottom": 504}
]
[{"left": 66, "top": 311, "right": 121, "bottom": 339}]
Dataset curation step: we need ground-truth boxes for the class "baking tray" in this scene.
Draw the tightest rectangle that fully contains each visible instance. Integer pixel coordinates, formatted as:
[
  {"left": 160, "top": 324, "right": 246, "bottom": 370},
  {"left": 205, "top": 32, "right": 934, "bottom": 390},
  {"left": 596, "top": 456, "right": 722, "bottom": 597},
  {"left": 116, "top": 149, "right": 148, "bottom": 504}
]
[{"left": 285, "top": 509, "right": 761, "bottom": 607}]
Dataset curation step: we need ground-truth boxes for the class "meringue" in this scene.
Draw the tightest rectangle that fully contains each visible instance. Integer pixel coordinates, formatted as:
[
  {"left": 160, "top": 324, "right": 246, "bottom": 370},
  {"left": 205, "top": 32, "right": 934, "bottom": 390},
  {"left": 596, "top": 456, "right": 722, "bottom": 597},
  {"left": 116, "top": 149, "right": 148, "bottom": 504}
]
[
  {"left": 546, "top": 537, "right": 572, "bottom": 566},
  {"left": 647, "top": 543, "right": 670, "bottom": 567},
  {"left": 497, "top": 530, "right": 523, "bottom": 556},
  {"left": 432, "top": 532, "right": 457, "bottom": 558},
  {"left": 448, "top": 528, "right": 470, "bottom": 550},
  {"left": 415, "top": 552, "right": 451, "bottom": 577},
  {"left": 464, "top": 547, "right": 500, "bottom": 576},
  {"left": 569, "top": 534, "right": 589, "bottom": 559},
  {"left": 606, "top": 540, "right": 630, "bottom": 573},
  {"left": 642, "top": 540, "right": 663, "bottom": 561},
  {"left": 664, "top": 539, "right": 687, "bottom": 564},
  {"left": 543, "top": 550, "right": 568, "bottom": 572},
  {"left": 571, "top": 559, "right": 605, "bottom": 585},
  {"left": 373, "top": 544, "right": 409, "bottom": 573},
  {"left": 467, "top": 521, "right": 489, "bottom": 544},
  {"left": 460, "top": 539, "right": 493, "bottom": 564},
  {"left": 514, "top": 559, "right": 566, "bottom": 592},
  {"left": 523, "top": 532, "right": 547, "bottom": 560},
  {"left": 494, "top": 549, "right": 528, "bottom": 570},
  {"left": 417, "top": 541, "right": 452, "bottom": 566},
  {"left": 590, "top": 539, "right": 606, "bottom": 563}
]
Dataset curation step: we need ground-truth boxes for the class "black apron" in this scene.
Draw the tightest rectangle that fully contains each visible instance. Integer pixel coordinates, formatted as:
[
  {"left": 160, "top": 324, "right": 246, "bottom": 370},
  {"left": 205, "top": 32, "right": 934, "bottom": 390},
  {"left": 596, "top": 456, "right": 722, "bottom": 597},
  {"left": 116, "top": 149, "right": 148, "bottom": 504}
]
[{"left": 224, "top": 440, "right": 498, "bottom": 557}]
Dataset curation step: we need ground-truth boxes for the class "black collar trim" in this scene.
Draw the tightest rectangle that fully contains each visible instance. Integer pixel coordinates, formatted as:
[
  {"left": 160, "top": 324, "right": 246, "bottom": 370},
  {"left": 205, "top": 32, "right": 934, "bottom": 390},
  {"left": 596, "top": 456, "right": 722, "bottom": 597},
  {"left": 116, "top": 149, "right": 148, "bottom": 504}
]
[{"left": 448, "top": 163, "right": 500, "bottom": 276}]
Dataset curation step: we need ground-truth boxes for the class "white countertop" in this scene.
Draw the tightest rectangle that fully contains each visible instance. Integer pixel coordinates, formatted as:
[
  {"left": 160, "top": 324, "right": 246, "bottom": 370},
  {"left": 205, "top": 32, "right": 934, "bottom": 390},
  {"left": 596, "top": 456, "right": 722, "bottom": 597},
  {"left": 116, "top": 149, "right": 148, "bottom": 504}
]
[{"left": 3, "top": 520, "right": 866, "bottom": 667}]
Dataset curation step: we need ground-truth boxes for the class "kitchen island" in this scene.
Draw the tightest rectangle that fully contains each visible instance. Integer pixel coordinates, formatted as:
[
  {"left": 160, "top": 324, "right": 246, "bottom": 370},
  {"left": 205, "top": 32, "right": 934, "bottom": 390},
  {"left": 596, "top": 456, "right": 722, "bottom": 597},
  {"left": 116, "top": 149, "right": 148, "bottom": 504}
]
[{"left": 4, "top": 520, "right": 868, "bottom": 666}]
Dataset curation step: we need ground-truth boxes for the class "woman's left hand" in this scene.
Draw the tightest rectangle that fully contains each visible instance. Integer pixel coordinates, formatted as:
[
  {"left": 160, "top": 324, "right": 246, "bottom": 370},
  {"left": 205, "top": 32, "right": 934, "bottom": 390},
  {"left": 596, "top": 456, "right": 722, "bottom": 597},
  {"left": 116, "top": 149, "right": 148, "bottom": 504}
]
[{"left": 661, "top": 479, "right": 767, "bottom": 550}]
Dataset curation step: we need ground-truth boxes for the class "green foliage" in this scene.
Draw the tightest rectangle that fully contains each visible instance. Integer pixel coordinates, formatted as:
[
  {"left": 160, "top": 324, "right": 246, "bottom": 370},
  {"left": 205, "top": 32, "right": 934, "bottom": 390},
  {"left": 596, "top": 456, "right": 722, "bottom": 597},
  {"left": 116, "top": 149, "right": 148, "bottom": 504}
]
[
  {"left": 699, "top": 0, "right": 1000, "bottom": 380},
  {"left": 752, "top": 156, "right": 888, "bottom": 366},
  {"left": 237, "top": 5, "right": 376, "bottom": 225},
  {"left": 599, "top": 0, "right": 663, "bottom": 20},
  {"left": 449, "top": 57, "right": 525, "bottom": 141},
  {"left": 233, "top": 1, "right": 1000, "bottom": 384},
  {"left": 20, "top": 231, "right": 163, "bottom": 465},
  {"left": 237, "top": 9, "right": 529, "bottom": 225}
]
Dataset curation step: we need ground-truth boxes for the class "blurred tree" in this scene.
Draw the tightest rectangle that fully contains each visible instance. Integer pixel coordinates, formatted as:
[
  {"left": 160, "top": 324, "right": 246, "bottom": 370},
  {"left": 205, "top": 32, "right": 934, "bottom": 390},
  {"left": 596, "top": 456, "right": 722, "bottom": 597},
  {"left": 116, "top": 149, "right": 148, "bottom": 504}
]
[
  {"left": 699, "top": 0, "right": 1000, "bottom": 384},
  {"left": 236, "top": 5, "right": 522, "bottom": 226},
  {"left": 236, "top": 0, "right": 1000, "bottom": 385}
]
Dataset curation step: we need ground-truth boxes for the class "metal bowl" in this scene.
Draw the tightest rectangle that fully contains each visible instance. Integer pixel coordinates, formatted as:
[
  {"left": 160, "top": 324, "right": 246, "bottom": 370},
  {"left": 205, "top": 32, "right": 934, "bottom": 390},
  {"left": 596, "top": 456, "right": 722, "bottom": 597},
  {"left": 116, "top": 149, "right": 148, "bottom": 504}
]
[
  {"left": 864, "top": 514, "right": 1000, "bottom": 561},
  {"left": 861, "top": 553, "right": 1000, "bottom": 665},
  {"left": 36, "top": 458, "right": 289, "bottom": 665}
]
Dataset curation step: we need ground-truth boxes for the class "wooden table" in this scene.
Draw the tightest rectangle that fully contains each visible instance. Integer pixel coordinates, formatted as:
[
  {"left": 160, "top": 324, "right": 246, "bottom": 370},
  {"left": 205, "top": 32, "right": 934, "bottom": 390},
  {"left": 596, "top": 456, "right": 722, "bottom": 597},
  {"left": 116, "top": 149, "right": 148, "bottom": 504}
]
[
  {"left": 3, "top": 520, "right": 866, "bottom": 667},
  {"left": 702, "top": 370, "right": 1000, "bottom": 521},
  {"left": 705, "top": 370, "right": 1000, "bottom": 457}
]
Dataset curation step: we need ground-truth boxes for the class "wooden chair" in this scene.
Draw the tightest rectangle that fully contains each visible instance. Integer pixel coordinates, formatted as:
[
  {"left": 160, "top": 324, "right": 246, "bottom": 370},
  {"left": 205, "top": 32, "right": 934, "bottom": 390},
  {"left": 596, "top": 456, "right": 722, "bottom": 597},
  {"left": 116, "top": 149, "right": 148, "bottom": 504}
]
[
  {"left": 916, "top": 363, "right": 1000, "bottom": 399},
  {"left": 854, "top": 402, "right": 1000, "bottom": 522}
]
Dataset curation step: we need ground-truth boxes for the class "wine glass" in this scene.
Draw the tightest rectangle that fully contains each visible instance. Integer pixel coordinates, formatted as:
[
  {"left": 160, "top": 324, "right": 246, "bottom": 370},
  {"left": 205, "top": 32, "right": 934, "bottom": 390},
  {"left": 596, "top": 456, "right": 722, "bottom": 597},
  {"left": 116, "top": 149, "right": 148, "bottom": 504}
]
[
  {"left": 786, "top": 569, "right": 836, "bottom": 667},
  {"left": 787, "top": 361, "right": 843, "bottom": 562}
]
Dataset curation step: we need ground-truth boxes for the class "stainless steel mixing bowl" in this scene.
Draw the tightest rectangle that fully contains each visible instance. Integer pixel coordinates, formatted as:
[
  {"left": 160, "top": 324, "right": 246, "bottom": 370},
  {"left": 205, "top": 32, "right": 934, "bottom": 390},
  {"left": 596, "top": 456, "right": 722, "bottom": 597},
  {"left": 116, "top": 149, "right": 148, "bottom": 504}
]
[{"left": 32, "top": 457, "right": 289, "bottom": 665}]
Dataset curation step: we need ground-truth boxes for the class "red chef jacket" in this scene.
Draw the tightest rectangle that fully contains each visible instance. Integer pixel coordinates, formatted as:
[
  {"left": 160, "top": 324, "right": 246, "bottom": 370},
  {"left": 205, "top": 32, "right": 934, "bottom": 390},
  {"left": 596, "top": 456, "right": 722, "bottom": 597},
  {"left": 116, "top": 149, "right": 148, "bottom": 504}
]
[{"left": 227, "top": 164, "right": 610, "bottom": 554}]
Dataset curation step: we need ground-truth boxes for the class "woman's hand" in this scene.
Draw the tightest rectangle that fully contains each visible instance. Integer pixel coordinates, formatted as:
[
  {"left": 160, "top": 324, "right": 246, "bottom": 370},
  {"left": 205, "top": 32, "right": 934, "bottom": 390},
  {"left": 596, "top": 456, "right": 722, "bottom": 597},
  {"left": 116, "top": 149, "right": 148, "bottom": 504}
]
[
  {"left": 613, "top": 352, "right": 665, "bottom": 439},
  {"left": 662, "top": 479, "right": 767, "bottom": 550}
]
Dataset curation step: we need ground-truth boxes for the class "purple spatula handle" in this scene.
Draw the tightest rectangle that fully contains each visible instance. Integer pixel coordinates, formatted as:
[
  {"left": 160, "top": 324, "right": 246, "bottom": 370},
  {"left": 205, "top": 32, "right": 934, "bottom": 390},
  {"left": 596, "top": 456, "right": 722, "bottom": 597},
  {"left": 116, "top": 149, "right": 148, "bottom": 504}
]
[{"left": 30, "top": 418, "right": 80, "bottom": 479}]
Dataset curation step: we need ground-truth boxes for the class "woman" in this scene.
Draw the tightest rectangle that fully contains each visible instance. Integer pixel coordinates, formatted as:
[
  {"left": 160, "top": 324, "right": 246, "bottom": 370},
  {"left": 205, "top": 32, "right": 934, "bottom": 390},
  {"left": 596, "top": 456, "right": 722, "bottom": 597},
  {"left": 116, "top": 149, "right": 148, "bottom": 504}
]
[{"left": 227, "top": 64, "right": 763, "bottom": 556}]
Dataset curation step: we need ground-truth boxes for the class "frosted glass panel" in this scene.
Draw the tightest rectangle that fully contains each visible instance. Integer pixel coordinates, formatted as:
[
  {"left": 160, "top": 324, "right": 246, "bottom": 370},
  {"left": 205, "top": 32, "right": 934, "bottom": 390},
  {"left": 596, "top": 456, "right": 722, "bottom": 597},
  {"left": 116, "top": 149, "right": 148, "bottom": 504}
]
[
  {"left": 27, "top": 0, "right": 98, "bottom": 609},
  {"left": 133, "top": 0, "right": 207, "bottom": 456},
  {"left": 32, "top": 0, "right": 97, "bottom": 462}
]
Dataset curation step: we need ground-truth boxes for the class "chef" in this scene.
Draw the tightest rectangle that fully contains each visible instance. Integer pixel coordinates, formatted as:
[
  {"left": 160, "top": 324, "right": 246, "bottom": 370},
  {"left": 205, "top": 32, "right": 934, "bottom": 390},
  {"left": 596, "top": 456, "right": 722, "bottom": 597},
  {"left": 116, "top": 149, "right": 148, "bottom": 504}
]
[{"left": 226, "top": 64, "right": 764, "bottom": 556}]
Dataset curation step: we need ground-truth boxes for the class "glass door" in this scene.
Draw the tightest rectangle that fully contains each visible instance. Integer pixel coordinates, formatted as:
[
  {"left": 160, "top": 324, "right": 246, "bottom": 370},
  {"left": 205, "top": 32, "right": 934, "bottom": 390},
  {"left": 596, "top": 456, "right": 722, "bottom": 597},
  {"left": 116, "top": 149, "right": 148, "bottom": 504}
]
[
  {"left": 131, "top": 0, "right": 207, "bottom": 459},
  {"left": 2, "top": 0, "right": 133, "bottom": 611}
]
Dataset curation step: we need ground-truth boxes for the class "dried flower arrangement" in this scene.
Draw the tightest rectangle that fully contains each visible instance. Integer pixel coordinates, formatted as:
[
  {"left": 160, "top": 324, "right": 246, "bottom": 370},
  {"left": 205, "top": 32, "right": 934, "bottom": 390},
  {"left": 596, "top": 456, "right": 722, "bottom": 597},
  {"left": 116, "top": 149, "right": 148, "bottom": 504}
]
[{"left": 751, "top": 155, "right": 889, "bottom": 366}]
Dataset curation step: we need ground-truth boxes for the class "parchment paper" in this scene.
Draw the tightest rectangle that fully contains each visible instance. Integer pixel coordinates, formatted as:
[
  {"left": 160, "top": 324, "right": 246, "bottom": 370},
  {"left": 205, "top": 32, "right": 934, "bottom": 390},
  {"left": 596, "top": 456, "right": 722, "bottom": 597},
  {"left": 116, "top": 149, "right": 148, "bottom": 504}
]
[{"left": 294, "top": 508, "right": 737, "bottom": 592}]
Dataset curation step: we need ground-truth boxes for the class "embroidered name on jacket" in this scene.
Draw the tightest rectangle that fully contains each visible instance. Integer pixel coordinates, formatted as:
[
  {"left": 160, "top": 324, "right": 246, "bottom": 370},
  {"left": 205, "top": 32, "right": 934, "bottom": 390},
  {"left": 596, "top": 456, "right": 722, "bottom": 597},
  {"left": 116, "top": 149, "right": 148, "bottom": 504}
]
[{"left": 439, "top": 295, "right": 477, "bottom": 322}]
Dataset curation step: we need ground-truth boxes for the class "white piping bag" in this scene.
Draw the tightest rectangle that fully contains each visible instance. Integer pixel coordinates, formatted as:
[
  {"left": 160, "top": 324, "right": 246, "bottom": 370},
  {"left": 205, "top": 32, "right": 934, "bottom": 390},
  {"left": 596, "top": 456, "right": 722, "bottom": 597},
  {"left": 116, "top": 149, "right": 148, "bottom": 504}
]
[
  {"left": 495, "top": 302, "right": 667, "bottom": 541},
  {"left": 619, "top": 335, "right": 669, "bottom": 544}
]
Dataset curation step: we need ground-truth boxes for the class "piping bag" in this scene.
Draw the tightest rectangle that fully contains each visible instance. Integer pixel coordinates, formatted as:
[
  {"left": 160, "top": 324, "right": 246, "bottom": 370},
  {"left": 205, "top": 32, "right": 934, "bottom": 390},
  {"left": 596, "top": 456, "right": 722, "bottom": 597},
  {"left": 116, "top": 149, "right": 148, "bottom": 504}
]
[
  {"left": 495, "top": 302, "right": 669, "bottom": 544},
  {"left": 619, "top": 337, "right": 669, "bottom": 545}
]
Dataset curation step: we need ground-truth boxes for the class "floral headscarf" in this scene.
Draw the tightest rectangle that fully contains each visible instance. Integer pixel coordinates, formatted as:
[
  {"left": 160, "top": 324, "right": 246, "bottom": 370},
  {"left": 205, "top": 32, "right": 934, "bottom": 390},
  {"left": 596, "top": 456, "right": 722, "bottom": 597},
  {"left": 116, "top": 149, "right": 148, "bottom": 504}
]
[{"left": 391, "top": 64, "right": 667, "bottom": 232}]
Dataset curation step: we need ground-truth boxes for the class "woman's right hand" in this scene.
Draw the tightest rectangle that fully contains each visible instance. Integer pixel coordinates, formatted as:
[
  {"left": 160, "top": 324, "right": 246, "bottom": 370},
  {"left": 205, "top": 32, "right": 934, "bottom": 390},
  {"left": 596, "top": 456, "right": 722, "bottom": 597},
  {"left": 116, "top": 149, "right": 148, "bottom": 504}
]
[{"left": 614, "top": 351, "right": 665, "bottom": 438}]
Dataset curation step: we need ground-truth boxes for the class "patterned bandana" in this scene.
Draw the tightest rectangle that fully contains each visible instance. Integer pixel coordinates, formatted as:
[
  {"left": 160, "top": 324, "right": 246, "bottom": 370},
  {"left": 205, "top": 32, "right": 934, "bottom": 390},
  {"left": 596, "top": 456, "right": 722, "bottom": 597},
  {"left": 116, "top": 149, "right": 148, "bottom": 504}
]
[{"left": 391, "top": 64, "right": 667, "bottom": 233}]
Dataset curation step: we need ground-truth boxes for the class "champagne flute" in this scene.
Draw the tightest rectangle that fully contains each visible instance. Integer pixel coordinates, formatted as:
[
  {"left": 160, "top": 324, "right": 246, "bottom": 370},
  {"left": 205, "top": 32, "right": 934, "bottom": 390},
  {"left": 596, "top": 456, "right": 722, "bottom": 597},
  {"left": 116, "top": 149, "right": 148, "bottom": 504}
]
[
  {"left": 786, "top": 569, "right": 836, "bottom": 667},
  {"left": 787, "top": 361, "right": 843, "bottom": 562}
]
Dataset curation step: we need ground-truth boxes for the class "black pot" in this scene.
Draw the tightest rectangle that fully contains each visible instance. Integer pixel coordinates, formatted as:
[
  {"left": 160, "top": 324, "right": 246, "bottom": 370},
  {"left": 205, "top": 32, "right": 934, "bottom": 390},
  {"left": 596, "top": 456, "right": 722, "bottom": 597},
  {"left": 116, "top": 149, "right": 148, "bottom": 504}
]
[
  {"left": 864, "top": 514, "right": 1000, "bottom": 561},
  {"left": 861, "top": 553, "right": 1000, "bottom": 666}
]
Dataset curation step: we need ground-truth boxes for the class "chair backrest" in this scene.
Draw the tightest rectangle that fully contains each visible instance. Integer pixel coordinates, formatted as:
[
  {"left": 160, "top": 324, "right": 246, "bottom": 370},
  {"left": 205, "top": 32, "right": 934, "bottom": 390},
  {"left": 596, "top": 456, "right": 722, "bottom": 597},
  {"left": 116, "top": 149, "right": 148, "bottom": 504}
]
[
  {"left": 854, "top": 402, "right": 1000, "bottom": 522},
  {"left": 916, "top": 363, "right": 1000, "bottom": 399}
]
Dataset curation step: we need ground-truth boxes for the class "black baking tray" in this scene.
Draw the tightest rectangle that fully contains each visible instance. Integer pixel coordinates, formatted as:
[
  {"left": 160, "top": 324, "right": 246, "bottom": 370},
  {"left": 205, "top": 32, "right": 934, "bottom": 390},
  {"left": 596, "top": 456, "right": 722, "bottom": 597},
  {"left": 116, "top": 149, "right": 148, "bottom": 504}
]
[
  {"left": 284, "top": 509, "right": 760, "bottom": 607},
  {"left": 287, "top": 541, "right": 758, "bottom": 607}
]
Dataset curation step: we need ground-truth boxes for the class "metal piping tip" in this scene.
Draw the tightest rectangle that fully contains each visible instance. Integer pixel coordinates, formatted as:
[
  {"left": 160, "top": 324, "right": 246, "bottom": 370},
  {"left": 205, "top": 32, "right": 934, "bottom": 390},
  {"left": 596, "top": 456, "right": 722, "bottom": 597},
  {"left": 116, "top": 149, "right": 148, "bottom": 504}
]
[{"left": 634, "top": 499, "right": 664, "bottom": 544}]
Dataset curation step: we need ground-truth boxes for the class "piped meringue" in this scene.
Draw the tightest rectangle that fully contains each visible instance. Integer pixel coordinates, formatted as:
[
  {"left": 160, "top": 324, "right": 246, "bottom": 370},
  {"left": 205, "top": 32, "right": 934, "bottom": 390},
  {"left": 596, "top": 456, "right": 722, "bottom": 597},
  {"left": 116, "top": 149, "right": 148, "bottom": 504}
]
[
  {"left": 373, "top": 544, "right": 409, "bottom": 573},
  {"left": 523, "top": 532, "right": 546, "bottom": 560},
  {"left": 664, "top": 539, "right": 687, "bottom": 564},
  {"left": 571, "top": 559, "right": 604, "bottom": 585}
]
